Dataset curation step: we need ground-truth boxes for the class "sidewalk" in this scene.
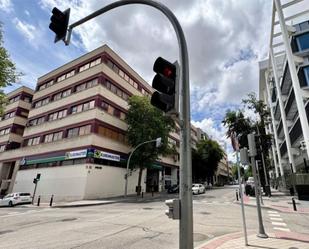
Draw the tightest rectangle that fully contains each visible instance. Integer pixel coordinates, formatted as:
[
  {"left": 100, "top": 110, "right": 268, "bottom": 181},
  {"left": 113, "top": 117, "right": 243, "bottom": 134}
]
[
  {"left": 197, "top": 231, "right": 309, "bottom": 249},
  {"left": 28, "top": 192, "right": 173, "bottom": 208},
  {"left": 236, "top": 188, "right": 309, "bottom": 214}
]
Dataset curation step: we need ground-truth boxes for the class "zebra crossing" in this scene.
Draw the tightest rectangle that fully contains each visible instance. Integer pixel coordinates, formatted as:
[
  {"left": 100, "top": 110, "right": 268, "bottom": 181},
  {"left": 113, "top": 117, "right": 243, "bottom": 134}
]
[
  {"left": 0, "top": 208, "right": 55, "bottom": 218},
  {"left": 267, "top": 210, "right": 291, "bottom": 232}
]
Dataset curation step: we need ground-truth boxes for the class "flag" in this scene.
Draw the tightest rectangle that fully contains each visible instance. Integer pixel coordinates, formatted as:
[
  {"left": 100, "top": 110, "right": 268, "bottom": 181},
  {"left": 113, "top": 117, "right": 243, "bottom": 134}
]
[{"left": 231, "top": 132, "right": 240, "bottom": 152}]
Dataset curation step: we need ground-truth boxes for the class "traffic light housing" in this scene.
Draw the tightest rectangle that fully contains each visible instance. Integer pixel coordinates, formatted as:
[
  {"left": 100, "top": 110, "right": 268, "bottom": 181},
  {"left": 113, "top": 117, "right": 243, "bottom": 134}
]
[
  {"left": 151, "top": 57, "right": 179, "bottom": 113},
  {"left": 49, "top": 7, "right": 70, "bottom": 43},
  {"left": 33, "top": 178, "right": 37, "bottom": 184},
  {"left": 165, "top": 199, "right": 180, "bottom": 219}
]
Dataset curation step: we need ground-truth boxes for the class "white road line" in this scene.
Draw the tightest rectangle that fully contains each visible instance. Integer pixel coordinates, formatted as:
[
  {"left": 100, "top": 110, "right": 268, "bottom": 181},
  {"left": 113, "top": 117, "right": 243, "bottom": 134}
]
[
  {"left": 269, "top": 214, "right": 281, "bottom": 217},
  {"left": 270, "top": 217, "right": 283, "bottom": 221},
  {"left": 267, "top": 210, "right": 278, "bottom": 214},
  {"left": 274, "top": 227, "right": 291, "bottom": 232},
  {"left": 271, "top": 221, "right": 287, "bottom": 226}
]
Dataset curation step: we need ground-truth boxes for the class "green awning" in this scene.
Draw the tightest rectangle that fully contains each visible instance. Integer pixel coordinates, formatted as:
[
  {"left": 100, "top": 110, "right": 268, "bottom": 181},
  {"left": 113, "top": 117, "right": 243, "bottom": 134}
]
[{"left": 26, "top": 156, "right": 66, "bottom": 165}]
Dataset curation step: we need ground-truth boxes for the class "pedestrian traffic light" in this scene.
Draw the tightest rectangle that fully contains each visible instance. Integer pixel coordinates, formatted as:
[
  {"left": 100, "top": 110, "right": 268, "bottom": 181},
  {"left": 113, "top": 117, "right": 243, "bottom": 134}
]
[
  {"left": 151, "top": 57, "right": 179, "bottom": 113},
  {"left": 165, "top": 199, "right": 180, "bottom": 219},
  {"left": 49, "top": 7, "right": 70, "bottom": 43}
]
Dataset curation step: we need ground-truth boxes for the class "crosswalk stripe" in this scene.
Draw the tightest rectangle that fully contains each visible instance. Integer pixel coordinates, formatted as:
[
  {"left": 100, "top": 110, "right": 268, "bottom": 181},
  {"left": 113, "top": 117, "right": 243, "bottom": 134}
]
[
  {"left": 274, "top": 227, "right": 290, "bottom": 232},
  {"left": 269, "top": 214, "right": 281, "bottom": 217},
  {"left": 267, "top": 211, "right": 278, "bottom": 214},
  {"left": 270, "top": 217, "right": 283, "bottom": 221},
  {"left": 271, "top": 221, "right": 287, "bottom": 226}
]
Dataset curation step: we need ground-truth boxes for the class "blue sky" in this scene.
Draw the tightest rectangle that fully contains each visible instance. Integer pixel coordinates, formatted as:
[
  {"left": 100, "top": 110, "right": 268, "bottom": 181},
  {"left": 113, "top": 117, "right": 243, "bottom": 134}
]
[{"left": 1, "top": 0, "right": 277, "bottom": 161}]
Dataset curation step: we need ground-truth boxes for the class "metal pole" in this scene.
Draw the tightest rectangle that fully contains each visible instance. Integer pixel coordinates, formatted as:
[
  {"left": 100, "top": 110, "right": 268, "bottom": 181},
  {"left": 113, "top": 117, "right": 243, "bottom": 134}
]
[
  {"left": 256, "top": 160, "right": 264, "bottom": 205},
  {"left": 125, "top": 139, "right": 157, "bottom": 197},
  {"left": 256, "top": 125, "right": 270, "bottom": 196},
  {"left": 274, "top": 0, "right": 309, "bottom": 161},
  {"left": 251, "top": 157, "right": 268, "bottom": 238},
  {"left": 236, "top": 151, "right": 248, "bottom": 246},
  {"left": 65, "top": 2, "right": 192, "bottom": 247},
  {"left": 32, "top": 182, "right": 37, "bottom": 205}
]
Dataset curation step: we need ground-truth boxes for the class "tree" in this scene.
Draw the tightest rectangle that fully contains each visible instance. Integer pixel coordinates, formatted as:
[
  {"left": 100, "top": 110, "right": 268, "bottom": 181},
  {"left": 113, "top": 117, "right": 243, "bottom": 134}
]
[
  {"left": 0, "top": 23, "right": 21, "bottom": 115},
  {"left": 222, "top": 109, "right": 253, "bottom": 148},
  {"left": 192, "top": 138, "right": 224, "bottom": 184},
  {"left": 126, "top": 96, "right": 175, "bottom": 195}
]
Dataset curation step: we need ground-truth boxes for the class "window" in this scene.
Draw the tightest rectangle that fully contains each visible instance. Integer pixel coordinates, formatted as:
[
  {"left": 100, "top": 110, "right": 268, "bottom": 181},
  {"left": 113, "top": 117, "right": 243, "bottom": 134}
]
[
  {"left": 27, "top": 136, "right": 40, "bottom": 146},
  {"left": 0, "top": 145, "right": 6, "bottom": 152},
  {"left": 62, "top": 89, "right": 71, "bottom": 98},
  {"left": 48, "top": 109, "right": 67, "bottom": 121},
  {"left": 34, "top": 97, "right": 49, "bottom": 108},
  {"left": 57, "top": 74, "right": 66, "bottom": 82},
  {"left": 103, "top": 80, "right": 131, "bottom": 102},
  {"left": 120, "top": 112, "right": 126, "bottom": 120},
  {"left": 44, "top": 131, "right": 63, "bottom": 143},
  {"left": 23, "top": 96, "right": 31, "bottom": 103},
  {"left": 296, "top": 33, "right": 309, "bottom": 51},
  {"left": 66, "top": 70, "right": 75, "bottom": 78},
  {"left": 0, "top": 128, "right": 10, "bottom": 136},
  {"left": 67, "top": 125, "right": 91, "bottom": 138},
  {"left": 71, "top": 101, "right": 95, "bottom": 114},
  {"left": 67, "top": 127, "right": 79, "bottom": 138},
  {"left": 53, "top": 131, "right": 63, "bottom": 141},
  {"left": 304, "top": 66, "right": 309, "bottom": 86},
  {"left": 9, "top": 95, "right": 20, "bottom": 104},
  {"left": 79, "top": 58, "right": 101, "bottom": 72},
  {"left": 101, "top": 101, "right": 108, "bottom": 111},
  {"left": 53, "top": 92, "right": 62, "bottom": 101},
  {"left": 113, "top": 109, "right": 120, "bottom": 118},
  {"left": 97, "top": 125, "right": 125, "bottom": 143},
  {"left": 76, "top": 83, "right": 86, "bottom": 92},
  {"left": 3, "top": 112, "right": 15, "bottom": 120}
]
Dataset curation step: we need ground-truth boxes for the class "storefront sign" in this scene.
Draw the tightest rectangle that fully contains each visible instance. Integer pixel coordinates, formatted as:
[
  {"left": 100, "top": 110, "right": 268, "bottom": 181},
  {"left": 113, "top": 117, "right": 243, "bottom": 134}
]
[
  {"left": 65, "top": 149, "right": 88, "bottom": 159},
  {"left": 94, "top": 150, "right": 120, "bottom": 162}
]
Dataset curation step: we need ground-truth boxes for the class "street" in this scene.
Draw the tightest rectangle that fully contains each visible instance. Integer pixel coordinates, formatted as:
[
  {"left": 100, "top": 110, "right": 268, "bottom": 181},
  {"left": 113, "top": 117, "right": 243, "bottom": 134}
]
[{"left": 0, "top": 186, "right": 308, "bottom": 249}]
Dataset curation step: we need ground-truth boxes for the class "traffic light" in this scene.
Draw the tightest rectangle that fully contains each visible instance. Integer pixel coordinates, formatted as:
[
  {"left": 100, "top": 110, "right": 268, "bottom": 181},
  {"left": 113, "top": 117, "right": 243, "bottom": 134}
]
[
  {"left": 165, "top": 199, "right": 180, "bottom": 219},
  {"left": 151, "top": 57, "right": 179, "bottom": 113},
  {"left": 33, "top": 178, "right": 37, "bottom": 184},
  {"left": 49, "top": 7, "right": 70, "bottom": 43}
]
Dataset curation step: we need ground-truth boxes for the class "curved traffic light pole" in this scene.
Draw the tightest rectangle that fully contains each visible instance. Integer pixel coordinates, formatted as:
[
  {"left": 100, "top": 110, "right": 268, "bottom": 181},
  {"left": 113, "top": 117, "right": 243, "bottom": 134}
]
[{"left": 65, "top": 1, "right": 192, "bottom": 248}]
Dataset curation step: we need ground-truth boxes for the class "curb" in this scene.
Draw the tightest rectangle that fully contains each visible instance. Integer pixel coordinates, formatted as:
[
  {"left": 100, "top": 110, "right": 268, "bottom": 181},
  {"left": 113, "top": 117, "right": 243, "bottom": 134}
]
[{"left": 52, "top": 201, "right": 117, "bottom": 208}]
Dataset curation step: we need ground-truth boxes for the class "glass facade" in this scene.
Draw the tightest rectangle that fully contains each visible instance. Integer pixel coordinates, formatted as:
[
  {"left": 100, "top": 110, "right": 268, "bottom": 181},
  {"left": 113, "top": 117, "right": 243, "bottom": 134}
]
[{"left": 296, "top": 32, "right": 309, "bottom": 51}]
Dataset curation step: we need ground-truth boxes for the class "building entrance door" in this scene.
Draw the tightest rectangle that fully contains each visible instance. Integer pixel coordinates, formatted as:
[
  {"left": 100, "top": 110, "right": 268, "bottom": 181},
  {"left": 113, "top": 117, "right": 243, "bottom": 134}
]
[{"left": 146, "top": 168, "right": 159, "bottom": 192}]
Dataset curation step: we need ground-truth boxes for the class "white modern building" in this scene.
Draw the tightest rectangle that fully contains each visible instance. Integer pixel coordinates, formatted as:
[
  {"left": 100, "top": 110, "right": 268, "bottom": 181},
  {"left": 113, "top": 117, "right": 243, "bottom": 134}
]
[{"left": 259, "top": 0, "right": 309, "bottom": 193}]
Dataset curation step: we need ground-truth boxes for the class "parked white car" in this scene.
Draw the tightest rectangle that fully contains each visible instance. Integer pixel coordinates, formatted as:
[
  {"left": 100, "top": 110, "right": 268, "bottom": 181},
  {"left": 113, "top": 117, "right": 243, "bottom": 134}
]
[
  {"left": 0, "top": 192, "right": 32, "bottom": 207},
  {"left": 192, "top": 184, "right": 205, "bottom": 195}
]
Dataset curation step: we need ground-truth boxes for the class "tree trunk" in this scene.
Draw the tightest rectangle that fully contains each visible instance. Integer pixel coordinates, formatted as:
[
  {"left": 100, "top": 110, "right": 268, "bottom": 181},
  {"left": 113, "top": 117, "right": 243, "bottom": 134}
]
[{"left": 137, "top": 167, "right": 144, "bottom": 196}]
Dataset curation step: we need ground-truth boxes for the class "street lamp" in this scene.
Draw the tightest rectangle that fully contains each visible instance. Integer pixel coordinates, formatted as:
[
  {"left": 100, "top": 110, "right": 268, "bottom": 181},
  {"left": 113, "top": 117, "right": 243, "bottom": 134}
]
[{"left": 124, "top": 137, "right": 162, "bottom": 197}]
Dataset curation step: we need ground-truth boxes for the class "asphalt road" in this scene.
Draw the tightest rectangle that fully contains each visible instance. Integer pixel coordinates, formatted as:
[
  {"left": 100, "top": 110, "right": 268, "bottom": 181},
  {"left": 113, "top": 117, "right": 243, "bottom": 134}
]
[{"left": 0, "top": 186, "right": 308, "bottom": 249}]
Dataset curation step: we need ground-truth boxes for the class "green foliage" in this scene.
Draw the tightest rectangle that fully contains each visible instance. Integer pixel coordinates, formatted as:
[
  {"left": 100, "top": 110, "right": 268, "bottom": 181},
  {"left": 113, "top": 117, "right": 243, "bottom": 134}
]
[
  {"left": 0, "top": 23, "right": 21, "bottom": 115},
  {"left": 192, "top": 138, "right": 224, "bottom": 182},
  {"left": 126, "top": 95, "right": 175, "bottom": 169},
  {"left": 222, "top": 109, "right": 253, "bottom": 148}
]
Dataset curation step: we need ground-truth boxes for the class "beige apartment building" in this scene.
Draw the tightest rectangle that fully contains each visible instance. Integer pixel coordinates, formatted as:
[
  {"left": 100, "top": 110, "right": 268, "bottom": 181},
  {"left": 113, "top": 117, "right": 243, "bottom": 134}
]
[
  {"left": 0, "top": 45, "right": 182, "bottom": 201},
  {"left": 0, "top": 86, "right": 34, "bottom": 195}
]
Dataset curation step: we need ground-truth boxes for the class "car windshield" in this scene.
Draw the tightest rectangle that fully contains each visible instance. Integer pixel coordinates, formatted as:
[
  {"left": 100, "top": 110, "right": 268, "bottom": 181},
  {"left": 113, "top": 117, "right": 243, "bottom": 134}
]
[
  {"left": 4, "top": 194, "right": 13, "bottom": 198},
  {"left": 20, "top": 193, "right": 31, "bottom": 196},
  {"left": 192, "top": 184, "right": 199, "bottom": 187}
]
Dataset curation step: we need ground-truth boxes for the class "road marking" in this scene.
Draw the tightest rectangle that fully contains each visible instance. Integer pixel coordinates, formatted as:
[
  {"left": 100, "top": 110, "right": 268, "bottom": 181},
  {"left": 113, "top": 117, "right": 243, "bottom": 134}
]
[
  {"left": 267, "top": 210, "right": 278, "bottom": 214},
  {"left": 269, "top": 214, "right": 281, "bottom": 217},
  {"left": 270, "top": 217, "right": 283, "bottom": 221},
  {"left": 271, "top": 221, "right": 287, "bottom": 226},
  {"left": 1, "top": 208, "right": 52, "bottom": 218},
  {"left": 274, "top": 227, "right": 291, "bottom": 232},
  {"left": 7, "top": 212, "right": 19, "bottom": 215}
]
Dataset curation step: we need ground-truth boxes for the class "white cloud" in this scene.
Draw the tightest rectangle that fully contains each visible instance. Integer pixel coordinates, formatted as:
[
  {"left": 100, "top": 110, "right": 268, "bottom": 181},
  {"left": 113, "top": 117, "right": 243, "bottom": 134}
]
[
  {"left": 13, "top": 18, "right": 36, "bottom": 42},
  {"left": 0, "top": 0, "right": 13, "bottom": 13}
]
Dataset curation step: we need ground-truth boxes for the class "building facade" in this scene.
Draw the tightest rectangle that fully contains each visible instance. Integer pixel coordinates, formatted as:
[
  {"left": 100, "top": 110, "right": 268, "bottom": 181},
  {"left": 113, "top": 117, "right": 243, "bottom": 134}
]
[
  {"left": 0, "top": 86, "right": 33, "bottom": 195},
  {"left": 0, "top": 45, "right": 181, "bottom": 201},
  {"left": 259, "top": 0, "right": 309, "bottom": 189}
]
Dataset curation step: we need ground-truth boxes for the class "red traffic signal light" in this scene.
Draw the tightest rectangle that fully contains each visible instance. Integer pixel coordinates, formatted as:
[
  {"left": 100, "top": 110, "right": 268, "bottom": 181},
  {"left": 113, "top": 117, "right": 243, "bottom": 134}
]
[
  {"left": 151, "top": 57, "right": 178, "bottom": 113},
  {"left": 49, "top": 7, "right": 70, "bottom": 43}
]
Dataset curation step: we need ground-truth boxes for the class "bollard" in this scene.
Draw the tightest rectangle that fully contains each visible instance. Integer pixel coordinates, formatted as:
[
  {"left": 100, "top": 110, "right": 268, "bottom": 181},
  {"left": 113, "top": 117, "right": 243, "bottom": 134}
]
[
  {"left": 37, "top": 195, "right": 41, "bottom": 206},
  {"left": 236, "top": 190, "right": 239, "bottom": 201},
  {"left": 49, "top": 195, "right": 54, "bottom": 207},
  {"left": 141, "top": 192, "right": 144, "bottom": 198},
  {"left": 292, "top": 197, "right": 297, "bottom": 211}
]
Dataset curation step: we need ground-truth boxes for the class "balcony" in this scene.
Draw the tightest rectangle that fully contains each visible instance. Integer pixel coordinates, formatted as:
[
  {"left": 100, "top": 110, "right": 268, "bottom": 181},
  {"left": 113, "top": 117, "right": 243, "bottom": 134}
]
[{"left": 289, "top": 119, "right": 302, "bottom": 146}]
